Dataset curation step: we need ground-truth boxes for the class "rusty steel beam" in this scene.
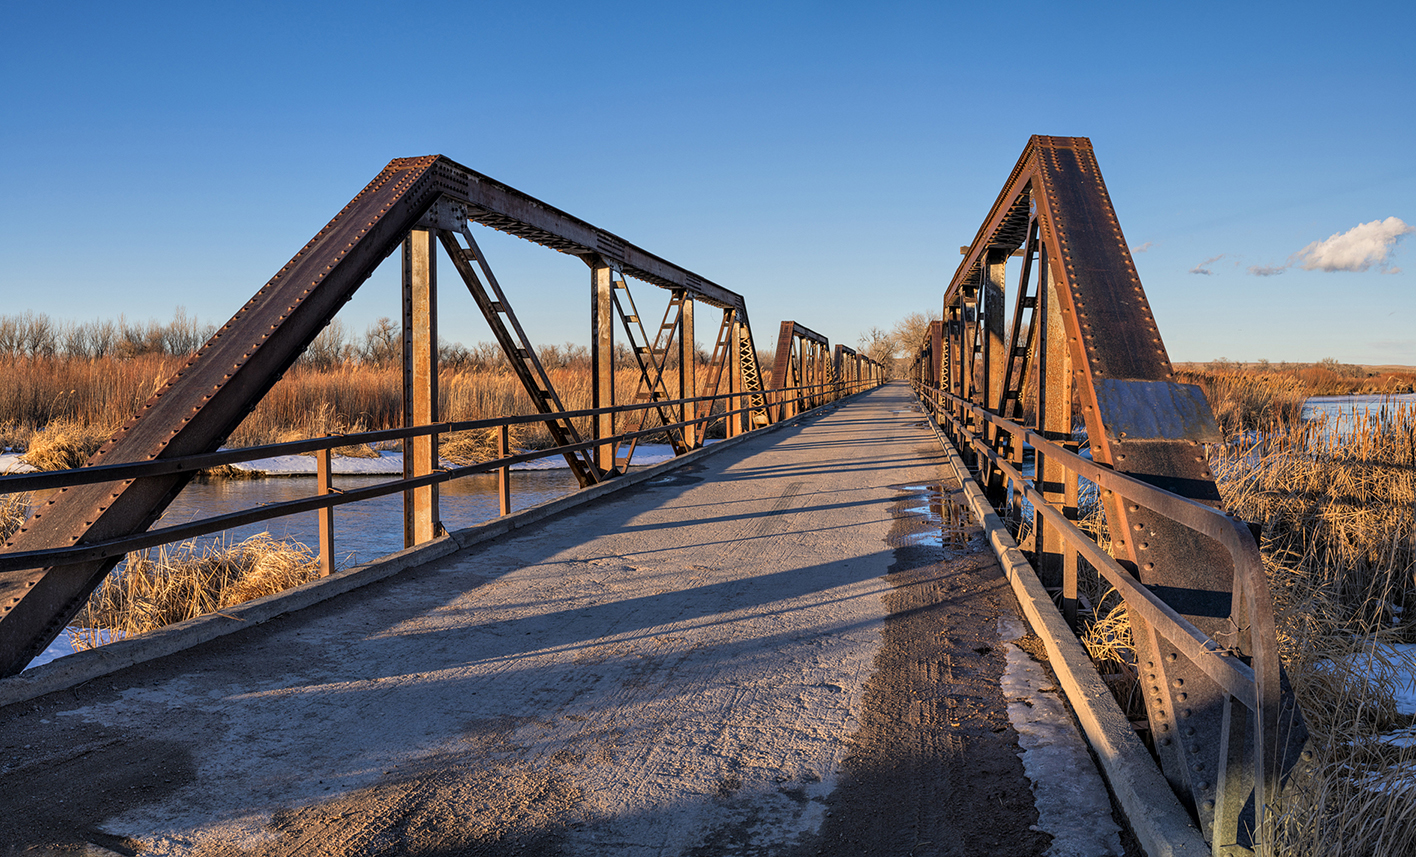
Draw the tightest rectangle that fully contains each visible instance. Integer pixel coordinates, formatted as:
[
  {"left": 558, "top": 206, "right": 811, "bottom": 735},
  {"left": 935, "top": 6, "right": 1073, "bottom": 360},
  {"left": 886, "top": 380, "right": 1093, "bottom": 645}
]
[
  {"left": 0, "top": 157, "right": 448, "bottom": 677},
  {"left": 933, "top": 135, "right": 1308, "bottom": 850},
  {"left": 0, "top": 155, "right": 773, "bottom": 677},
  {"left": 768, "top": 321, "right": 830, "bottom": 421},
  {"left": 423, "top": 161, "right": 746, "bottom": 312}
]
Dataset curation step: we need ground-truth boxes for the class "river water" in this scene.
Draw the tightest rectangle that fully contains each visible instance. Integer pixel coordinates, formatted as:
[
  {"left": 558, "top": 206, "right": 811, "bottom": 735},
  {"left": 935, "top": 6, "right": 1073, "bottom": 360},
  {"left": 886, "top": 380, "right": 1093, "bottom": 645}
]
[
  {"left": 1302, "top": 392, "right": 1416, "bottom": 427},
  {"left": 156, "top": 468, "right": 581, "bottom": 568}
]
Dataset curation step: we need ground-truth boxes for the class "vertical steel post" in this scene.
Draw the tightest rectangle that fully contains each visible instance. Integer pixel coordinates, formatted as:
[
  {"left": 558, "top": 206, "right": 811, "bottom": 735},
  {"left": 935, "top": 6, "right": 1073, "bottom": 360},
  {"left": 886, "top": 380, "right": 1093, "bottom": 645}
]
[
  {"left": 982, "top": 249, "right": 1009, "bottom": 418},
  {"left": 317, "top": 445, "right": 333, "bottom": 577},
  {"left": 729, "top": 322, "right": 743, "bottom": 437},
  {"left": 498, "top": 424, "right": 512, "bottom": 516},
  {"left": 592, "top": 263, "right": 616, "bottom": 472},
  {"left": 957, "top": 293, "right": 977, "bottom": 469},
  {"left": 679, "top": 295, "right": 696, "bottom": 449},
  {"left": 402, "top": 228, "right": 439, "bottom": 548},
  {"left": 1035, "top": 261, "right": 1074, "bottom": 590}
]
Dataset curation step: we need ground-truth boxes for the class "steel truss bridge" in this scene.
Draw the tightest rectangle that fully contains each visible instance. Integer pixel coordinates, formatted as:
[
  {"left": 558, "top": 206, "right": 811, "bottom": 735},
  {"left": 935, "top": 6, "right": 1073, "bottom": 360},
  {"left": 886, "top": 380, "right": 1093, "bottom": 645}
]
[
  {"left": 1, "top": 137, "right": 1305, "bottom": 856},
  {"left": 909, "top": 136, "right": 1308, "bottom": 855}
]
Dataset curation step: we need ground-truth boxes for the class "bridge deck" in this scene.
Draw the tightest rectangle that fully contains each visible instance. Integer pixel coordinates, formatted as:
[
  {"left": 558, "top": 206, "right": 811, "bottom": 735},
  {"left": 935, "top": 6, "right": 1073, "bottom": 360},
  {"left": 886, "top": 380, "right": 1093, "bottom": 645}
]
[{"left": 2, "top": 384, "right": 1123, "bottom": 856}]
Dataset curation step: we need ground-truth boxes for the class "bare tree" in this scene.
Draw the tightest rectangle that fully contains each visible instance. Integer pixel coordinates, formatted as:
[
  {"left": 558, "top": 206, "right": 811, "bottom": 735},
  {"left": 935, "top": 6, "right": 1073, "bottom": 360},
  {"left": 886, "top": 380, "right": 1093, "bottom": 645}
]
[
  {"left": 857, "top": 327, "right": 898, "bottom": 376},
  {"left": 303, "top": 318, "right": 350, "bottom": 369},
  {"left": 361, "top": 317, "right": 401, "bottom": 366},
  {"left": 891, "top": 310, "right": 941, "bottom": 360}
]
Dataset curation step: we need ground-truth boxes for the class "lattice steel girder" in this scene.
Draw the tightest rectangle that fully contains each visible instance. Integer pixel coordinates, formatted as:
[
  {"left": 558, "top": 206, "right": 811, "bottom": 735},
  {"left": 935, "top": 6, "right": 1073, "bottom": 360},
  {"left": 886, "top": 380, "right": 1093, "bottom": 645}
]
[
  {"left": 947, "top": 136, "right": 1308, "bottom": 848},
  {"left": 0, "top": 155, "right": 760, "bottom": 677}
]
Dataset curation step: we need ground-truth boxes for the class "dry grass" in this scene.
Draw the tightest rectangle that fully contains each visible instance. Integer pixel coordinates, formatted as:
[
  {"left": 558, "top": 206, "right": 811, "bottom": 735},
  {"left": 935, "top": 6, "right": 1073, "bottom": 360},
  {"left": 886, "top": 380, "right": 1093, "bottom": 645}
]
[
  {"left": 1177, "top": 367, "right": 1310, "bottom": 436},
  {"left": 0, "top": 353, "right": 181, "bottom": 434},
  {"left": 1214, "top": 405, "right": 1416, "bottom": 855},
  {"left": 1062, "top": 377, "right": 1416, "bottom": 855},
  {"left": 67, "top": 533, "right": 322, "bottom": 651},
  {"left": 0, "top": 354, "right": 695, "bottom": 462},
  {"left": 439, "top": 425, "right": 530, "bottom": 466},
  {"left": 20, "top": 419, "right": 118, "bottom": 471},
  {"left": 1, "top": 490, "right": 30, "bottom": 543}
]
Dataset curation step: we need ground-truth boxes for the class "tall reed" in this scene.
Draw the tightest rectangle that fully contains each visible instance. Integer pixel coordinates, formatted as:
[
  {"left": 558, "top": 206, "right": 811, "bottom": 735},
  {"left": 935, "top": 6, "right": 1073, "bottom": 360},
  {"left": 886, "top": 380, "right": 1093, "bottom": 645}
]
[
  {"left": 1217, "top": 405, "right": 1416, "bottom": 856},
  {"left": 1071, "top": 382, "right": 1416, "bottom": 855}
]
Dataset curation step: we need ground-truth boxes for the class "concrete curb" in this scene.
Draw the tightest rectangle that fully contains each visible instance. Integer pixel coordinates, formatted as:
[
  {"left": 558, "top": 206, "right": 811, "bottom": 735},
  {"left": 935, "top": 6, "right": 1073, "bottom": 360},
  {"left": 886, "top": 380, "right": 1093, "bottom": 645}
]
[
  {"left": 0, "top": 393, "right": 861, "bottom": 710},
  {"left": 921, "top": 410, "right": 1209, "bottom": 857}
]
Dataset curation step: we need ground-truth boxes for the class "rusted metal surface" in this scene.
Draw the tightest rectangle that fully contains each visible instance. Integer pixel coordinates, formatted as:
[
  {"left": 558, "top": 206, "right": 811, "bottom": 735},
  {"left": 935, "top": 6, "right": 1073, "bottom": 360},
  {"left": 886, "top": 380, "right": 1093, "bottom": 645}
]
[
  {"left": 402, "top": 229, "right": 440, "bottom": 547},
  {"left": 0, "top": 156, "right": 446, "bottom": 677},
  {"left": 768, "top": 321, "right": 831, "bottom": 421},
  {"left": 0, "top": 155, "right": 798, "bottom": 677},
  {"left": 917, "top": 135, "right": 1308, "bottom": 854}
]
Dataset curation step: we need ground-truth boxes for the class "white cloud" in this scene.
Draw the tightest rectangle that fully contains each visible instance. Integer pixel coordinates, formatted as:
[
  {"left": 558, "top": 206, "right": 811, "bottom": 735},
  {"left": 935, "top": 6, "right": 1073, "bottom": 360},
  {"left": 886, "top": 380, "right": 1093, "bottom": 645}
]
[
  {"left": 1131, "top": 241, "right": 1154, "bottom": 253},
  {"left": 1249, "top": 264, "right": 1286, "bottom": 277},
  {"left": 1295, "top": 216, "right": 1413, "bottom": 272},
  {"left": 1190, "top": 254, "right": 1223, "bottom": 275}
]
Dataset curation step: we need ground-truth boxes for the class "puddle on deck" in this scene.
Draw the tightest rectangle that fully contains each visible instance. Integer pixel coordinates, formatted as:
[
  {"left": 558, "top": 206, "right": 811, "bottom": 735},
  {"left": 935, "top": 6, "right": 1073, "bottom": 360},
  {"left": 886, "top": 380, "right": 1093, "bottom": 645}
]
[{"left": 887, "top": 481, "right": 977, "bottom": 556}]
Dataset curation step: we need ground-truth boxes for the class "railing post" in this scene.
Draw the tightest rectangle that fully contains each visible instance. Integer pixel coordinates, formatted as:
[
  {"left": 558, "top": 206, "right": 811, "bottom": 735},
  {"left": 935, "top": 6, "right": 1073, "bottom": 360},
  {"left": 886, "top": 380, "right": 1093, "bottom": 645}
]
[
  {"left": 402, "top": 228, "right": 440, "bottom": 548},
  {"left": 317, "top": 445, "right": 334, "bottom": 577},
  {"left": 498, "top": 424, "right": 512, "bottom": 516}
]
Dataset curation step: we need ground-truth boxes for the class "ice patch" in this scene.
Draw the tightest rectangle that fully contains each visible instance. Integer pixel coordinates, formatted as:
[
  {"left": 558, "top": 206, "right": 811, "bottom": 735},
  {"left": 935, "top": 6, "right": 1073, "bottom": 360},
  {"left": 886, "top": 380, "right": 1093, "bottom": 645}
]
[
  {"left": 23, "top": 629, "right": 122, "bottom": 672},
  {"left": 999, "top": 614, "right": 1123, "bottom": 857},
  {"left": 230, "top": 443, "right": 690, "bottom": 474}
]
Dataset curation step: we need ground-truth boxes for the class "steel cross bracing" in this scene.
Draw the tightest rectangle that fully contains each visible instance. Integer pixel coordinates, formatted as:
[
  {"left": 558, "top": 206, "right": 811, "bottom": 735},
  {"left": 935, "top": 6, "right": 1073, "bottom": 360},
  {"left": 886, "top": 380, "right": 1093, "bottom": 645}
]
[
  {"left": 437, "top": 225, "right": 599, "bottom": 487},
  {"left": 912, "top": 135, "right": 1308, "bottom": 855},
  {"left": 0, "top": 154, "right": 794, "bottom": 677},
  {"left": 606, "top": 269, "right": 689, "bottom": 468}
]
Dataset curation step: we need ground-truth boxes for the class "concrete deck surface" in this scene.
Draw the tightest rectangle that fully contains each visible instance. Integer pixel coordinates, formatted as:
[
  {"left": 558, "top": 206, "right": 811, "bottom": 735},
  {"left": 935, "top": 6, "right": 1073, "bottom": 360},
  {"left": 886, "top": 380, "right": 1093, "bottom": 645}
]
[{"left": 1, "top": 383, "right": 1124, "bottom": 856}]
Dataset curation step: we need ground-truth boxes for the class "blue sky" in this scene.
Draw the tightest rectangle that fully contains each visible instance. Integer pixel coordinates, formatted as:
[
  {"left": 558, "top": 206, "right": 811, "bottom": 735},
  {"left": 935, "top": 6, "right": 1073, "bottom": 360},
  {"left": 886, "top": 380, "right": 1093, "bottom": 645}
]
[{"left": 2, "top": 1, "right": 1412, "bottom": 364}]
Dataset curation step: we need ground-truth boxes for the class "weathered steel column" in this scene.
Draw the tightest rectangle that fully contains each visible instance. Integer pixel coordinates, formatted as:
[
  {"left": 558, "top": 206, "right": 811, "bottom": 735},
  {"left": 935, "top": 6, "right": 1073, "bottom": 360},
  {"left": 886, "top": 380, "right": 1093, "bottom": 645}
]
[
  {"left": 929, "top": 320, "right": 943, "bottom": 393},
  {"left": 982, "top": 249, "right": 1009, "bottom": 415},
  {"left": 958, "top": 293, "right": 979, "bottom": 468},
  {"left": 1033, "top": 255, "right": 1074, "bottom": 590},
  {"left": 729, "top": 321, "right": 743, "bottom": 437},
  {"left": 317, "top": 447, "right": 334, "bottom": 577},
  {"left": 591, "top": 263, "right": 616, "bottom": 472},
  {"left": 679, "top": 293, "right": 697, "bottom": 449},
  {"left": 402, "top": 229, "right": 439, "bottom": 548}
]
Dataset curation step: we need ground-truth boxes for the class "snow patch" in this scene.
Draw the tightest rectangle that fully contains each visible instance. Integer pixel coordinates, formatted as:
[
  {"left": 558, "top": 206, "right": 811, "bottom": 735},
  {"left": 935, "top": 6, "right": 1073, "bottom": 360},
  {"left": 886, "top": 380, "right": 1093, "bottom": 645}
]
[
  {"left": 0, "top": 452, "right": 35, "bottom": 474},
  {"left": 999, "top": 615, "right": 1123, "bottom": 856}
]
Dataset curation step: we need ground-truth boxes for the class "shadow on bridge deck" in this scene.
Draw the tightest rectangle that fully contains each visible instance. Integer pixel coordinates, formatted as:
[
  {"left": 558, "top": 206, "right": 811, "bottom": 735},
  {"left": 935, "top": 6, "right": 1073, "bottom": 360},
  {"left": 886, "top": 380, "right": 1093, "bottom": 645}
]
[{"left": 0, "top": 383, "right": 1125, "bottom": 857}]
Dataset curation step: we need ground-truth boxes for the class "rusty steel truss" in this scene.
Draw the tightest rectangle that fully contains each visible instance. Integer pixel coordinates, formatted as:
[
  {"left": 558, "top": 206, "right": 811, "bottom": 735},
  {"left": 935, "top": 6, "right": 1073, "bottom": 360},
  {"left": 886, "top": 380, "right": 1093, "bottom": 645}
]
[
  {"left": 910, "top": 136, "right": 1308, "bottom": 855},
  {"left": 0, "top": 155, "right": 880, "bottom": 678},
  {"left": 767, "top": 322, "right": 832, "bottom": 422}
]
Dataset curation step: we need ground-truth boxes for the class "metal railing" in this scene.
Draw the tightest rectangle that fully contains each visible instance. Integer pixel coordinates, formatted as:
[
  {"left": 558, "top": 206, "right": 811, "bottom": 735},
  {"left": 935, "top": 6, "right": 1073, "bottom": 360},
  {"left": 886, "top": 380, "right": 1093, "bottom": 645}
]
[
  {"left": 1, "top": 377, "right": 878, "bottom": 578},
  {"left": 915, "top": 381, "right": 1282, "bottom": 849}
]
